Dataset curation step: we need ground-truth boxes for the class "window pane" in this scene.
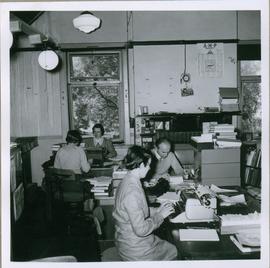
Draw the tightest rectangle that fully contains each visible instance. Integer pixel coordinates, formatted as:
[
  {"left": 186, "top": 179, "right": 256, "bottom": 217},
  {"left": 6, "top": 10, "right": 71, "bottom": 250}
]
[
  {"left": 71, "top": 85, "right": 120, "bottom": 139},
  {"left": 70, "top": 53, "right": 120, "bottom": 82},
  {"left": 240, "top": 61, "right": 261, "bottom": 76},
  {"left": 241, "top": 82, "right": 261, "bottom": 135}
]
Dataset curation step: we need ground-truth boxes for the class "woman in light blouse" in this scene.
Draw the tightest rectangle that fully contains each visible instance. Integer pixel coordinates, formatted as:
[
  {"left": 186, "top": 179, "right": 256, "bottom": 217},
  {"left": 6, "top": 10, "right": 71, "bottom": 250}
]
[{"left": 84, "top": 123, "right": 117, "bottom": 159}]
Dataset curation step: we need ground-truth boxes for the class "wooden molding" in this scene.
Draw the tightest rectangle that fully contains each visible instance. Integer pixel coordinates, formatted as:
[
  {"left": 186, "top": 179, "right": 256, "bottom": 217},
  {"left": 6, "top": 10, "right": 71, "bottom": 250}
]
[{"left": 10, "top": 16, "right": 55, "bottom": 47}]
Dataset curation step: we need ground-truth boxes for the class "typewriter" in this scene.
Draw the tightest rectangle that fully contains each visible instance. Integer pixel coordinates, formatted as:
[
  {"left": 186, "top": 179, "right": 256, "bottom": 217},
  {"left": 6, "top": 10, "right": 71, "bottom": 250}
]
[{"left": 169, "top": 184, "right": 217, "bottom": 223}]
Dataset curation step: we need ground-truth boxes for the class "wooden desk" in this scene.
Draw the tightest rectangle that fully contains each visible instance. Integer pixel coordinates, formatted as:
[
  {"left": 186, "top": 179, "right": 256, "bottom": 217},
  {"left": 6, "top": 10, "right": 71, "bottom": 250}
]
[
  {"left": 169, "top": 229, "right": 260, "bottom": 260},
  {"left": 159, "top": 187, "right": 261, "bottom": 261}
]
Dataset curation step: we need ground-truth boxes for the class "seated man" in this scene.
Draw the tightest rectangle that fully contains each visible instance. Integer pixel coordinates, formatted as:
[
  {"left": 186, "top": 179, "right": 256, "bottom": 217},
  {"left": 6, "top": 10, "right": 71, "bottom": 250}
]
[
  {"left": 83, "top": 123, "right": 117, "bottom": 160},
  {"left": 54, "top": 130, "right": 91, "bottom": 174},
  {"left": 146, "top": 138, "right": 184, "bottom": 185}
]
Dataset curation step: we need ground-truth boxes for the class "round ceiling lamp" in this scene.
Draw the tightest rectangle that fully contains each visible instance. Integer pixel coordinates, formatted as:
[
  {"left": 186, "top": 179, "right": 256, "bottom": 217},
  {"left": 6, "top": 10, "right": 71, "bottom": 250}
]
[
  {"left": 73, "top": 11, "right": 101, "bottom": 34},
  {"left": 38, "top": 50, "right": 59, "bottom": 71}
]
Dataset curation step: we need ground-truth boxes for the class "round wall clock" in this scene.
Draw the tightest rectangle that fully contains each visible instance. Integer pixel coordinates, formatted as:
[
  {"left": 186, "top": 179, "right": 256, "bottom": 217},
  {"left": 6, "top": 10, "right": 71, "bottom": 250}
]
[{"left": 38, "top": 50, "right": 59, "bottom": 71}]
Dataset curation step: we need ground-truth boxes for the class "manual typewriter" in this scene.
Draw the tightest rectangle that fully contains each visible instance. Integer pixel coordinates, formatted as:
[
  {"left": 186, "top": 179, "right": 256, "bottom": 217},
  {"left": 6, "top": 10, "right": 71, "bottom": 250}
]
[{"left": 169, "top": 184, "right": 219, "bottom": 228}]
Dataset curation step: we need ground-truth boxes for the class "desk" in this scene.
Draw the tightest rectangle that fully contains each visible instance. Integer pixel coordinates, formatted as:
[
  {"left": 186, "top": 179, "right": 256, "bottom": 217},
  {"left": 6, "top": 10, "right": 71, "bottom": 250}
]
[
  {"left": 155, "top": 187, "right": 261, "bottom": 261},
  {"left": 168, "top": 229, "right": 260, "bottom": 260}
]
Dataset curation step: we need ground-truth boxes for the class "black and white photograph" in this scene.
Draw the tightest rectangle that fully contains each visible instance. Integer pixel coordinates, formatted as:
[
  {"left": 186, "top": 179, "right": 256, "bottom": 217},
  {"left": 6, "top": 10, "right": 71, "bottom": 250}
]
[{"left": 1, "top": 1, "right": 269, "bottom": 268}]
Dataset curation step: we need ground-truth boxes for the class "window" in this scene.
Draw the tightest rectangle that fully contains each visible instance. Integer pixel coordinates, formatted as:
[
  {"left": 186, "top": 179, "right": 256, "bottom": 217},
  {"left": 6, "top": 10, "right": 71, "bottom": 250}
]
[
  {"left": 240, "top": 60, "right": 261, "bottom": 138},
  {"left": 68, "top": 52, "right": 123, "bottom": 140}
]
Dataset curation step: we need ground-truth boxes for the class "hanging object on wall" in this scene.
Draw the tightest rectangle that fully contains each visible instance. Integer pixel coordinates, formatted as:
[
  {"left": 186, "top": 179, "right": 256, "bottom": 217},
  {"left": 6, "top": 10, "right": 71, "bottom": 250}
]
[
  {"left": 181, "top": 87, "right": 194, "bottom": 97},
  {"left": 73, "top": 11, "right": 101, "bottom": 34},
  {"left": 180, "top": 44, "right": 191, "bottom": 84},
  {"left": 197, "top": 43, "right": 224, "bottom": 78},
  {"left": 38, "top": 50, "right": 59, "bottom": 71},
  {"left": 180, "top": 44, "right": 193, "bottom": 97}
]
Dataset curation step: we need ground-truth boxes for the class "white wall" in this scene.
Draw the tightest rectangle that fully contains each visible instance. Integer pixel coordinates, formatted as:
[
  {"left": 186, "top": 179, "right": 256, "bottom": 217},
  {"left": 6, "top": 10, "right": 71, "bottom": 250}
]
[
  {"left": 133, "top": 44, "right": 237, "bottom": 114},
  {"left": 132, "top": 11, "right": 237, "bottom": 40}
]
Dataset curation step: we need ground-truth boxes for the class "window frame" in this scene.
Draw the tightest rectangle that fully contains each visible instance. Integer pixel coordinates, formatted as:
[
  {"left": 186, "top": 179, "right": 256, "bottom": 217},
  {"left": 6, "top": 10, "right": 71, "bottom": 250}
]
[{"left": 67, "top": 50, "right": 126, "bottom": 142}]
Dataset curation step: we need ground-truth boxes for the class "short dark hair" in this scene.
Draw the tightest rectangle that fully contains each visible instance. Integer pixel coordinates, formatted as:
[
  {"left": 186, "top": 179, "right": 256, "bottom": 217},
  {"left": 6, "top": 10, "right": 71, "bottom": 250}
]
[
  {"left": 124, "top": 145, "right": 150, "bottom": 170},
  {"left": 92, "top": 123, "right": 105, "bottom": 136},
  {"left": 155, "top": 137, "right": 171, "bottom": 148},
  {"left": 66, "top": 130, "right": 82, "bottom": 145}
]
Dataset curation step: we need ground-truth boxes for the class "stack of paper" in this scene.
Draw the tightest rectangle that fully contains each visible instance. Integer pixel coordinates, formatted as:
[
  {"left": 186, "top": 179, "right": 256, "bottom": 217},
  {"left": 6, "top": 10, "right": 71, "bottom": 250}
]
[
  {"left": 220, "top": 212, "right": 260, "bottom": 234},
  {"left": 87, "top": 176, "right": 113, "bottom": 197}
]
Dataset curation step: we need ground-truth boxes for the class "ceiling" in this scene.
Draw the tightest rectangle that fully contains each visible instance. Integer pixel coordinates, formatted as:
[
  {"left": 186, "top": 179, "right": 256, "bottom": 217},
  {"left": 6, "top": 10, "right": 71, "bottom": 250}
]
[{"left": 11, "top": 11, "right": 44, "bottom": 25}]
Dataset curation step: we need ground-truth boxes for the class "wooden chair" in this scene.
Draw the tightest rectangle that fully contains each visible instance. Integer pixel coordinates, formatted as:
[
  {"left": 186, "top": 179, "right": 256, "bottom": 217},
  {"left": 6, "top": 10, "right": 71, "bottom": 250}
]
[{"left": 44, "top": 168, "right": 92, "bottom": 233}]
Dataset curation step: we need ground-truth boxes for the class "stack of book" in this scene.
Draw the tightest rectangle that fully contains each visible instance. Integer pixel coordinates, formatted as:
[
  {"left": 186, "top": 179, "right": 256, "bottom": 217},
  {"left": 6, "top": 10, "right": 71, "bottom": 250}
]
[
  {"left": 219, "top": 87, "right": 240, "bottom": 112},
  {"left": 213, "top": 124, "right": 241, "bottom": 148},
  {"left": 219, "top": 212, "right": 260, "bottom": 235},
  {"left": 202, "top": 121, "right": 218, "bottom": 134},
  {"left": 214, "top": 124, "right": 236, "bottom": 138},
  {"left": 87, "top": 176, "right": 113, "bottom": 198},
  {"left": 245, "top": 149, "right": 261, "bottom": 187}
]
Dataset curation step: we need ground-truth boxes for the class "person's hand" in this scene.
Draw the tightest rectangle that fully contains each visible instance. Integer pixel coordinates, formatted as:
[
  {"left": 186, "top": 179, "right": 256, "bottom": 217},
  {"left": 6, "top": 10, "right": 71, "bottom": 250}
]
[
  {"left": 160, "top": 173, "right": 170, "bottom": 181},
  {"left": 157, "top": 201, "right": 175, "bottom": 219},
  {"left": 88, "top": 159, "right": 93, "bottom": 165},
  {"left": 143, "top": 179, "right": 157, "bottom": 188}
]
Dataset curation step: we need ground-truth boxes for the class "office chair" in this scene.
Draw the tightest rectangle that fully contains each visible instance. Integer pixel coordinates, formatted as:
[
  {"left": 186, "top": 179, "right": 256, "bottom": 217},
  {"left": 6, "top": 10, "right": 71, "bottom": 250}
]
[{"left": 44, "top": 168, "right": 93, "bottom": 234}]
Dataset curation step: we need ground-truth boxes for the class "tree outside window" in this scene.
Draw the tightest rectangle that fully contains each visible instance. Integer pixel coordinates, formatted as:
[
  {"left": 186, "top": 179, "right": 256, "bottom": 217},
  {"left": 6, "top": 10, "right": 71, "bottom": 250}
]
[
  {"left": 240, "top": 61, "right": 261, "bottom": 138},
  {"left": 68, "top": 52, "right": 121, "bottom": 140}
]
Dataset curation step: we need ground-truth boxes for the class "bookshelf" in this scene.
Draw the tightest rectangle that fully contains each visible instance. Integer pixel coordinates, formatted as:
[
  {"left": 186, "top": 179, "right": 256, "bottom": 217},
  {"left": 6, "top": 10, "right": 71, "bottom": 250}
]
[{"left": 241, "top": 141, "right": 261, "bottom": 189}]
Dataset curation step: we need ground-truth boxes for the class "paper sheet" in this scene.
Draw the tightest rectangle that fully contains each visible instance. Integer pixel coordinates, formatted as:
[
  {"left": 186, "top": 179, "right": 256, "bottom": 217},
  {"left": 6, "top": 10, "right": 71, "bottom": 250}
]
[
  {"left": 210, "top": 184, "right": 238, "bottom": 193},
  {"left": 169, "top": 175, "right": 183, "bottom": 185},
  {"left": 156, "top": 191, "right": 180, "bottom": 203},
  {"left": 179, "top": 229, "right": 219, "bottom": 241},
  {"left": 219, "top": 194, "right": 246, "bottom": 206}
]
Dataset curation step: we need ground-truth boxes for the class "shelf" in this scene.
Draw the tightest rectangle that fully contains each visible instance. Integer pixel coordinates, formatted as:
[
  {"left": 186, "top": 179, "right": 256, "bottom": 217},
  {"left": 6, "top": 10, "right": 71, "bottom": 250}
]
[{"left": 136, "top": 111, "right": 241, "bottom": 118}]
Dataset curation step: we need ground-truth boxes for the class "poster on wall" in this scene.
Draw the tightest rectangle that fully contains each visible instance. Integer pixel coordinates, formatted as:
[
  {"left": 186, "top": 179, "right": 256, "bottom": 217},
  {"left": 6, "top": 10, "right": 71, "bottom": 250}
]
[{"left": 197, "top": 43, "right": 224, "bottom": 78}]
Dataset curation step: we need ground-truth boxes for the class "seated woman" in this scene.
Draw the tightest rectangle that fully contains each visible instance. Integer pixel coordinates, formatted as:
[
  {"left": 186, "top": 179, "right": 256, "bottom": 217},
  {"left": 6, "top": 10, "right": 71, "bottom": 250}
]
[
  {"left": 84, "top": 123, "right": 117, "bottom": 159},
  {"left": 113, "top": 145, "right": 178, "bottom": 261},
  {"left": 54, "top": 130, "right": 91, "bottom": 174}
]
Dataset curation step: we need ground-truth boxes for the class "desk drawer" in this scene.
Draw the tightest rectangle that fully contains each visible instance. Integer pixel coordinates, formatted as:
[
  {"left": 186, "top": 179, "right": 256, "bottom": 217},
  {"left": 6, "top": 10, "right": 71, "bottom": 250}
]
[
  {"left": 201, "top": 148, "right": 240, "bottom": 164},
  {"left": 201, "top": 177, "right": 240, "bottom": 186},
  {"left": 201, "top": 163, "right": 240, "bottom": 178}
]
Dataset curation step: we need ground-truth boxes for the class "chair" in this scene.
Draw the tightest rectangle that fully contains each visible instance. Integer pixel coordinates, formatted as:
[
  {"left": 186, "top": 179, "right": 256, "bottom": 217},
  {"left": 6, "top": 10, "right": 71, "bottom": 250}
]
[{"left": 44, "top": 168, "right": 92, "bottom": 234}]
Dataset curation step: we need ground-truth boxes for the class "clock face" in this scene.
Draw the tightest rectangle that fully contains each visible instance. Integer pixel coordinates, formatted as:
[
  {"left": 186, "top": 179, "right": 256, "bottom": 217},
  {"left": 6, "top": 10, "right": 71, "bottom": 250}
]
[
  {"left": 38, "top": 50, "right": 59, "bottom": 71},
  {"left": 182, "top": 73, "right": 190, "bottom": 83}
]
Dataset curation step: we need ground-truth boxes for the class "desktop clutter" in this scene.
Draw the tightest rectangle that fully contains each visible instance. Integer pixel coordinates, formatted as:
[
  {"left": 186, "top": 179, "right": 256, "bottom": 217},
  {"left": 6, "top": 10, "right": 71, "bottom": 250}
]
[{"left": 155, "top": 176, "right": 261, "bottom": 252}]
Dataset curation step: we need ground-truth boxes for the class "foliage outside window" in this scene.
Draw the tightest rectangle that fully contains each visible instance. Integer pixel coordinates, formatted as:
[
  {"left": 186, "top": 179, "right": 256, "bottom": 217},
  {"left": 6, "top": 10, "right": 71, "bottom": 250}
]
[
  {"left": 68, "top": 52, "right": 121, "bottom": 140},
  {"left": 240, "top": 61, "right": 261, "bottom": 137}
]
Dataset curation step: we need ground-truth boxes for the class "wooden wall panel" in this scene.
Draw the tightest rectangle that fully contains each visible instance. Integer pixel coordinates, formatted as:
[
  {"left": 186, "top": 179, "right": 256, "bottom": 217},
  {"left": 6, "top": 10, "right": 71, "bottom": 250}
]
[{"left": 10, "top": 52, "right": 62, "bottom": 137}]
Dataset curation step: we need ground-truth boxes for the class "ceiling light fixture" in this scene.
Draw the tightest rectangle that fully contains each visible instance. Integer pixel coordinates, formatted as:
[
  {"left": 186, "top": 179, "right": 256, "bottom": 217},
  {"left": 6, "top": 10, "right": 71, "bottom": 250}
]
[{"left": 73, "top": 11, "right": 101, "bottom": 34}]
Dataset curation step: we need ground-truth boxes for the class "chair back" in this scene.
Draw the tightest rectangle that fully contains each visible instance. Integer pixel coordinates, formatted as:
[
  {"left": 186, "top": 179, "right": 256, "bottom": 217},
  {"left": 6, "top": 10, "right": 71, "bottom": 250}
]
[{"left": 45, "top": 168, "right": 87, "bottom": 203}]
